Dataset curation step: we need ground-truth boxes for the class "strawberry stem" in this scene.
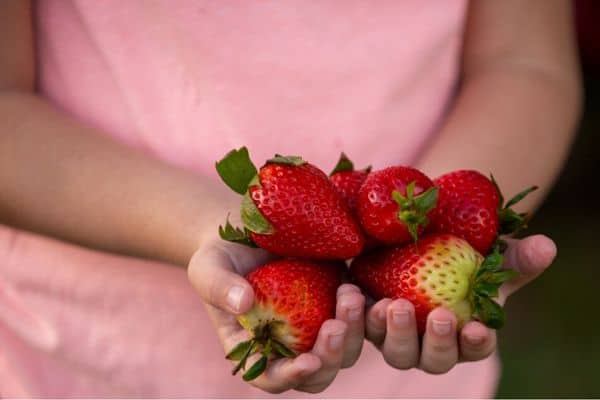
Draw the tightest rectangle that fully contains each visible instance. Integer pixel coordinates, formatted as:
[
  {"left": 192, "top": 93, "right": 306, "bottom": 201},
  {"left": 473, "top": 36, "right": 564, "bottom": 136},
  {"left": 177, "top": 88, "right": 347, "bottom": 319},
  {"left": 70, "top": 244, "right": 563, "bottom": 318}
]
[
  {"left": 470, "top": 246, "right": 519, "bottom": 329},
  {"left": 392, "top": 182, "right": 439, "bottom": 243},
  {"left": 267, "top": 154, "right": 306, "bottom": 166},
  {"left": 490, "top": 174, "right": 538, "bottom": 236},
  {"left": 228, "top": 321, "right": 296, "bottom": 381},
  {"left": 330, "top": 152, "right": 372, "bottom": 175},
  {"left": 330, "top": 152, "right": 355, "bottom": 175},
  {"left": 219, "top": 216, "right": 257, "bottom": 247}
]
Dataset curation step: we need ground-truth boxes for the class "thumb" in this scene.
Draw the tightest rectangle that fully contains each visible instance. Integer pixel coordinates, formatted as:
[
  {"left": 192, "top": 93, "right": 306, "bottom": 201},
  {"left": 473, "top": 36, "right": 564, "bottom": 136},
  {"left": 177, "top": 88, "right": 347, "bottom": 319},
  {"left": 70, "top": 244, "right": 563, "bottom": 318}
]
[
  {"left": 499, "top": 235, "right": 557, "bottom": 304},
  {"left": 187, "top": 244, "right": 255, "bottom": 314}
]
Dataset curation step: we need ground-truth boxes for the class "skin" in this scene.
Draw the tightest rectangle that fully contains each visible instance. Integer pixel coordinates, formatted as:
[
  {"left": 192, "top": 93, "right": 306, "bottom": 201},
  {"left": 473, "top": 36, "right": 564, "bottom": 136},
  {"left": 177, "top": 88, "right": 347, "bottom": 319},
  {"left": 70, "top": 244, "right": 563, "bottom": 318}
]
[{"left": 0, "top": 0, "right": 580, "bottom": 394}]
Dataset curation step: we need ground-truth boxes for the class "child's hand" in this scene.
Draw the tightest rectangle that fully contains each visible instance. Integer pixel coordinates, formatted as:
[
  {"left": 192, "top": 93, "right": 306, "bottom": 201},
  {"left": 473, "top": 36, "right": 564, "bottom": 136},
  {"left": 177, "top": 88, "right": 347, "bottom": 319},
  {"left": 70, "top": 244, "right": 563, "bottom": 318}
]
[
  {"left": 187, "top": 237, "right": 366, "bottom": 394},
  {"left": 364, "top": 234, "right": 556, "bottom": 374}
]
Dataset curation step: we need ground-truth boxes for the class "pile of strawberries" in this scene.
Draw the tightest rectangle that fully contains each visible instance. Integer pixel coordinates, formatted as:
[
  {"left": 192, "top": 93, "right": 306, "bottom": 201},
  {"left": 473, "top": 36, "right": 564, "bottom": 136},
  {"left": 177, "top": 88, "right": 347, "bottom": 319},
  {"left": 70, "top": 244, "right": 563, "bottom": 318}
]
[{"left": 216, "top": 147, "right": 536, "bottom": 381}]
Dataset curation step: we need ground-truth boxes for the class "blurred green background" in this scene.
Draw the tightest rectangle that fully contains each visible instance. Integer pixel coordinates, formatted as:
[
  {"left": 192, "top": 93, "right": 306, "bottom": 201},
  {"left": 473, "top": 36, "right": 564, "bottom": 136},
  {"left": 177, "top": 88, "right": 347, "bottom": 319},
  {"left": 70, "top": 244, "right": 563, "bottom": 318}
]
[{"left": 496, "top": 6, "right": 600, "bottom": 394}]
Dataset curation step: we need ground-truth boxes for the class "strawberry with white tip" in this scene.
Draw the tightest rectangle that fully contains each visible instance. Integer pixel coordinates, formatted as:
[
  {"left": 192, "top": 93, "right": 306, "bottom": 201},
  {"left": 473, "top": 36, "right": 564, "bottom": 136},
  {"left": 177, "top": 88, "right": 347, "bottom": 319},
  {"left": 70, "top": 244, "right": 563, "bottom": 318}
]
[{"left": 350, "top": 233, "right": 517, "bottom": 333}]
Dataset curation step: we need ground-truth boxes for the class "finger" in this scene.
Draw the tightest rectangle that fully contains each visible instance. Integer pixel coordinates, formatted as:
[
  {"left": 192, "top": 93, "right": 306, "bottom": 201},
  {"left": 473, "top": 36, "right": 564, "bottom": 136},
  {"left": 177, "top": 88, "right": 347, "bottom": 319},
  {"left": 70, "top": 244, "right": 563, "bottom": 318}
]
[
  {"left": 381, "top": 299, "right": 419, "bottom": 369},
  {"left": 336, "top": 284, "right": 365, "bottom": 368},
  {"left": 249, "top": 353, "right": 322, "bottom": 394},
  {"left": 296, "top": 319, "right": 348, "bottom": 393},
  {"left": 187, "top": 245, "right": 254, "bottom": 315},
  {"left": 459, "top": 321, "right": 497, "bottom": 362},
  {"left": 365, "top": 298, "right": 392, "bottom": 346},
  {"left": 419, "top": 308, "right": 458, "bottom": 374},
  {"left": 500, "top": 235, "right": 556, "bottom": 303}
]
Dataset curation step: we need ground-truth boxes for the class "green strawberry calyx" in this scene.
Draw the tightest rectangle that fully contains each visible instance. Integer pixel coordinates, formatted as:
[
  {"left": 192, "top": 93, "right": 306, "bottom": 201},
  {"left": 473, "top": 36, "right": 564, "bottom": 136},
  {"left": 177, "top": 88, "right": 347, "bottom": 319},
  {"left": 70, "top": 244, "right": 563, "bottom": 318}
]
[
  {"left": 490, "top": 174, "right": 538, "bottom": 236},
  {"left": 217, "top": 148, "right": 310, "bottom": 246},
  {"left": 392, "top": 181, "right": 439, "bottom": 243},
  {"left": 469, "top": 244, "right": 519, "bottom": 329},
  {"left": 226, "top": 322, "right": 296, "bottom": 381},
  {"left": 330, "top": 152, "right": 372, "bottom": 176}
]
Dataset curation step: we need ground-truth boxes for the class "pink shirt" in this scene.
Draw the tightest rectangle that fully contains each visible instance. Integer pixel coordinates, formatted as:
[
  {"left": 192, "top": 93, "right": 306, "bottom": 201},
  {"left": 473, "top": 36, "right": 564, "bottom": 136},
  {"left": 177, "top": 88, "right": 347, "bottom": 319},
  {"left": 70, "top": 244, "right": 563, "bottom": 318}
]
[{"left": 0, "top": 0, "right": 499, "bottom": 396}]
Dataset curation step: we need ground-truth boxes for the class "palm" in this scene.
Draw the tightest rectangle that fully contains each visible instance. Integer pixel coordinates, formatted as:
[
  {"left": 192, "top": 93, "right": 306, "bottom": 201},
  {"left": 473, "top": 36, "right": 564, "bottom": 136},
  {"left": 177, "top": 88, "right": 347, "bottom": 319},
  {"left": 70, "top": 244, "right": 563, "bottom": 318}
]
[
  {"left": 364, "top": 234, "right": 556, "bottom": 373},
  {"left": 188, "top": 237, "right": 366, "bottom": 393}
]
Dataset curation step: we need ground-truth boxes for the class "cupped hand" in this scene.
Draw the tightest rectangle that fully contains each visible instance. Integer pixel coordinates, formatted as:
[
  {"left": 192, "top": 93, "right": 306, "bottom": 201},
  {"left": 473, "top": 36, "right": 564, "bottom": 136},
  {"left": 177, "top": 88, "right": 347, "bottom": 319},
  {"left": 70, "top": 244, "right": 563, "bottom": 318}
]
[
  {"left": 187, "top": 236, "right": 366, "bottom": 393},
  {"left": 364, "top": 234, "right": 556, "bottom": 374}
]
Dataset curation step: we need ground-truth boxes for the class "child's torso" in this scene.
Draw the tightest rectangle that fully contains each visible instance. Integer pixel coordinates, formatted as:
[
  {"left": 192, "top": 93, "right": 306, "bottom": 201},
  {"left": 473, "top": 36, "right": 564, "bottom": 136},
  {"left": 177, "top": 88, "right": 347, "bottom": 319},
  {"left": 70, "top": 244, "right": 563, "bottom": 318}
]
[{"left": 0, "top": 1, "right": 501, "bottom": 397}]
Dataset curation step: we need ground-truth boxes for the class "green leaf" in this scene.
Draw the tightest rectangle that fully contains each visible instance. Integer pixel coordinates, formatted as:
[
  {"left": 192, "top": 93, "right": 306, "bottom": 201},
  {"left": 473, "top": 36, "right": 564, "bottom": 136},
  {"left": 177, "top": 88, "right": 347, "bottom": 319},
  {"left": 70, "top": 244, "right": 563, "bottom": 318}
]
[
  {"left": 474, "top": 296, "right": 505, "bottom": 329},
  {"left": 219, "top": 217, "right": 256, "bottom": 247},
  {"left": 361, "top": 165, "right": 373, "bottom": 173},
  {"left": 330, "top": 152, "right": 354, "bottom": 175},
  {"left": 476, "top": 248, "right": 504, "bottom": 278},
  {"left": 392, "top": 190, "right": 406, "bottom": 206},
  {"left": 407, "top": 222, "right": 419, "bottom": 244},
  {"left": 241, "top": 192, "right": 275, "bottom": 235},
  {"left": 413, "top": 186, "right": 439, "bottom": 214},
  {"left": 406, "top": 181, "right": 415, "bottom": 199},
  {"left": 242, "top": 355, "right": 268, "bottom": 381},
  {"left": 215, "top": 147, "right": 258, "bottom": 195},
  {"left": 499, "top": 208, "right": 527, "bottom": 235},
  {"left": 473, "top": 281, "right": 500, "bottom": 298},
  {"left": 226, "top": 340, "right": 254, "bottom": 361},
  {"left": 267, "top": 154, "right": 306, "bottom": 166},
  {"left": 230, "top": 340, "right": 260, "bottom": 376},
  {"left": 272, "top": 340, "right": 296, "bottom": 358},
  {"left": 504, "top": 186, "right": 538, "bottom": 209},
  {"left": 490, "top": 174, "right": 504, "bottom": 208},
  {"left": 486, "top": 269, "right": 519, "bottom": 285}
]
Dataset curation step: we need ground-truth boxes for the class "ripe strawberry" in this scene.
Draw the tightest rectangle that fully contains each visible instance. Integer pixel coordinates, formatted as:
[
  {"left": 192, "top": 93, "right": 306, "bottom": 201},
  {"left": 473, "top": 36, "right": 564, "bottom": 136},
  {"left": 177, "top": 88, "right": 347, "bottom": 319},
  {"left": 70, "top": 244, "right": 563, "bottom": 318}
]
[
  {"left": 350, "top": 233, "right": 516, "bottom": 333},
  {"left": 357, "top": 166, "right": 439, "bottom": 244},
  {"left": 216, "top": 147, "right": 365, "bottom": 259},
  {"left": 330, "top": 153, "right": 371, "bottom": 212},
  {"left": 227, "top": 258, "right": 343, "bottom": 381},
  {"left": 430, "top": 170, "right": 538, "bottom": 255},
  {"left": 329, "top": 153, "right": 382, "bottom": 251}
]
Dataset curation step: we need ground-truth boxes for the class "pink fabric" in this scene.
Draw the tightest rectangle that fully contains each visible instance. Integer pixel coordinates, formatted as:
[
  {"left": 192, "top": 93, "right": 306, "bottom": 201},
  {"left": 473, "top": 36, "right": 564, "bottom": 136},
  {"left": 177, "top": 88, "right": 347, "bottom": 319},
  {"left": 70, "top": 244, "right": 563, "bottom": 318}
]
[{"left": 0, "top": 0, "right": 501, "bottom": 397}]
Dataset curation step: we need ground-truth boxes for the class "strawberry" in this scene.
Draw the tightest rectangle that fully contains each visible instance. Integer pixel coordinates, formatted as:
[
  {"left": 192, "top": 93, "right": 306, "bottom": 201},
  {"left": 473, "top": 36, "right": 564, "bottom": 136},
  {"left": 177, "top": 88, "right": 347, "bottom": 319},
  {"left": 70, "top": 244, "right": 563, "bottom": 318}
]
[
  {"left": 330, "top": 152, "right": 371, "bottom": 212},
  {"left": 216, "top": 147, "right": 365, "bottom": 259},
  {"left": 330, "top": 153, "right": 383, "bottom": 251},
  {"left": 356, "top": 166, "right": 439, "bottom": 244},
  {"left": 430, "top": 170, "right": 538, "bottom": 255},
  {"left": 227, "top": 258, "right": 343, "bottom": 381},
  {"left": 350, "top": 233, "right": 516, "bottom": 333}
]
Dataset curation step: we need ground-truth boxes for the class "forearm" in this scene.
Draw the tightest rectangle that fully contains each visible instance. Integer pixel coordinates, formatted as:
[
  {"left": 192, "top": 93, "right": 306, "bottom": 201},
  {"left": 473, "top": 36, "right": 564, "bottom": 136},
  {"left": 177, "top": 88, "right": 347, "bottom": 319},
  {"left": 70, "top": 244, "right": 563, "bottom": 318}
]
[
  {"left": 416, "top": 0, "right": 582, "bottom": 213},
  {"left": 0, "top": 90, "right": 231, "bottom": 266},
  {"left": 416, "top": 64, "right": 581, "bottom": 212}
]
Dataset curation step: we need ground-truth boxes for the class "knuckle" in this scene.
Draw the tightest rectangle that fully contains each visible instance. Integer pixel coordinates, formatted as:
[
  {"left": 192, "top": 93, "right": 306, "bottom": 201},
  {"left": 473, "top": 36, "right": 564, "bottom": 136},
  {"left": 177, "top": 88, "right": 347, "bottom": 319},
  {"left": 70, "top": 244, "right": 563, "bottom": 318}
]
[
  {"left": 251, "top": 381, "right": 287, "bottom": 394},
  {"left": 299, "top": 383, "right": 329, "bottom": 394},
  {"left": 341, "top": 353, "right": 360, "bottom": 369},
  {"left": 423, "top": 365, "right": 454, "bottom": 375},
  {"left": 421, "top": 360, "right": 455, "bottom": 375},
  {"left": 383, "top": 352, "right": 416, "bottom": 370},
  {"left": 365, "top": 331, "right": 385, "bottom": 347},
  {"left": 429, "top": 341, "right": 455, "bottom": 354}
]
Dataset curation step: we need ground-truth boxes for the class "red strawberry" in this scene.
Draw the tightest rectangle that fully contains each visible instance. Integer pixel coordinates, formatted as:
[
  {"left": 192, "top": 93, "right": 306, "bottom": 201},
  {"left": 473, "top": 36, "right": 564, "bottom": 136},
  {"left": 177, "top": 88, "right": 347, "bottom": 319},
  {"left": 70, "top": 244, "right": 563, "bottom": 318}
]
[
  {"left": 357, "top": 166, "right": 439, "bottom": 244},
  {"left": 430, "top": 170, "right": 538, "bottom": 255},
  {"left": 227, "top": 258, "right": 344, "bottom": 381},
  {"left": 350, "top": 233, "right": 516, "bottom": 333},
  {"left": 330, "top": 153, "right": 382, "bottom": 251},
  {"left": 330, "top": 153, "right": 371, "bottom": 212},
  {"left": 216, "top": 147, "right": 365, "bottom": 259}
]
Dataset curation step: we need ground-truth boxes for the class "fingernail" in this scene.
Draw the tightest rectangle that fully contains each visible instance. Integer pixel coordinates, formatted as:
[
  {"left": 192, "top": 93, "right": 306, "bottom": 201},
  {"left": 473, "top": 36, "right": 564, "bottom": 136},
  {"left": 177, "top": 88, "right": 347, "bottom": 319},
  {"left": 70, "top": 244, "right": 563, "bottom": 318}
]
[
  {"left": 432, "top": 319, "right": 453, "bottom": 336},
  {"left": 329, "top": 332, "right": 345, "bottom": 350},
  {"left": 347, "top": 306, "right": 362, "bottom": 321},
  {"left": 226, "top": 286, "right": 244, "bottom": 312},
  {"left": 466, "top": 335, "right": 485, "bottom": 345},
  {"left": 392, "top": 310, "right": 410, "bottom": 328}
]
